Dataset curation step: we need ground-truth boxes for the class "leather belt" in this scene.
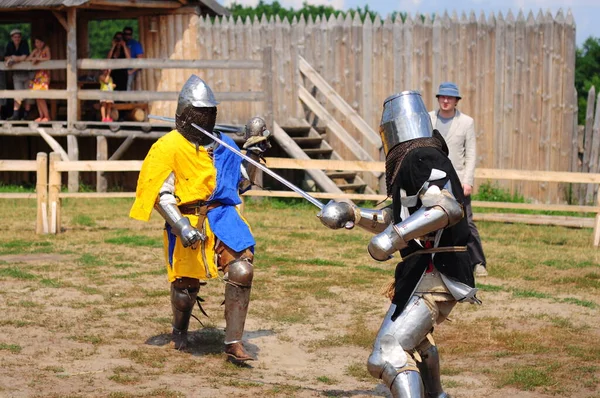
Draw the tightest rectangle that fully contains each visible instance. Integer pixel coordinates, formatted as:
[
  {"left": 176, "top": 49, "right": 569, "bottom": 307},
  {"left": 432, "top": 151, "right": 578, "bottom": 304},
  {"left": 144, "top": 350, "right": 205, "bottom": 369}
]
[{"left": 178, "top": 201, "right": 222, "bottom": 215}]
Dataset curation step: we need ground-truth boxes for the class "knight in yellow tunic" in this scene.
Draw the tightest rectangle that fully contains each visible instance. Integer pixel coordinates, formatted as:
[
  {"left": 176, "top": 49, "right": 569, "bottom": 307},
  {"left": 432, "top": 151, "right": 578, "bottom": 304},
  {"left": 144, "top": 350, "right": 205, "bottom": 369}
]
[{"left": 130, "top": 76, "right": 270, "bottom": 362}]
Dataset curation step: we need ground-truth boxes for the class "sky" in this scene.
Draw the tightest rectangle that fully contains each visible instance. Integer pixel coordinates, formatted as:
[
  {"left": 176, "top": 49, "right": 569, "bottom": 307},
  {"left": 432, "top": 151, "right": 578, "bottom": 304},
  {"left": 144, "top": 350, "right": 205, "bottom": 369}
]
[{"left": 218, "top": 0, "right": 598, "bottom": 47}]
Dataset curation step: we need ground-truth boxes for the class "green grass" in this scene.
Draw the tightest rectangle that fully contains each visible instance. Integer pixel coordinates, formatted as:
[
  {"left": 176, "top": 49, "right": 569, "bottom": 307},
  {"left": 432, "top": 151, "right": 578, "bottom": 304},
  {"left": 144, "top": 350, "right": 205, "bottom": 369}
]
[
  {"left": 71, "top": 214, "right": 96, "bottom": 227},
  {"left": 0, "top": 343, "right": 22, "bottom": 353},
  {"left": 0, "top": 266, "right": 37, "bottom": 280},
  {"left": 104, "top": 234, "right": 162, "bottom": 247}
]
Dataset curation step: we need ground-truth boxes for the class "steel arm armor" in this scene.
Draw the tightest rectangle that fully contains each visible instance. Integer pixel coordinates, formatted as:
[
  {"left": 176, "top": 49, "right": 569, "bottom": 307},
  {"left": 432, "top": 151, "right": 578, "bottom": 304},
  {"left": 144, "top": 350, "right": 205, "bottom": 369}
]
[
  {"left": 154, "top": 172, "right": 204, "bottom": 248},
  {"left": 318, "top": 200, "right": 393, "bottom": 234},
  {"left": 239, "top": 151, "right": 262, "bottom": 193},
  {"left": 368, "top": 185, "right": 463, "bottom": 261}
]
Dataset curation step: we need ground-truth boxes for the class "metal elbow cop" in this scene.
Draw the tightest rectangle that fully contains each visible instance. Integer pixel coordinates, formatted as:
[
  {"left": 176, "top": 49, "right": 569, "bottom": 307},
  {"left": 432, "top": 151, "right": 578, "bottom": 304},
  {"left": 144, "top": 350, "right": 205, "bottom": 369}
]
[{"left": 367, "top": 186, "right": 463, "bottom": 261}]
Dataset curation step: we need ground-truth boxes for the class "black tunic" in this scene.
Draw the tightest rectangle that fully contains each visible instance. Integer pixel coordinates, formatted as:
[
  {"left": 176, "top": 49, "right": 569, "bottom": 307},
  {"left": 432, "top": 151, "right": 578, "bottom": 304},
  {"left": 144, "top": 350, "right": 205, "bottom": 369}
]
[{"left": 389, "top": 144, "right": 474, "bottom": 320}]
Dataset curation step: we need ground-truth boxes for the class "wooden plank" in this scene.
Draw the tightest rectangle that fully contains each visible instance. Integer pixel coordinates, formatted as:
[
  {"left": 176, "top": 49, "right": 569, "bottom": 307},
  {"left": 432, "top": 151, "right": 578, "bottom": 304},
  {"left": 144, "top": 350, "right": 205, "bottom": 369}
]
[
  {"left": 272, "top": 123, "right": 342, "bottom": 193},
  {"left": 298, "top": 86, "right": 378, "bottom": 165},
  {"left": 503, "top": 11, "right": 516, "bottom": 194},
  {"left": 539, "top": 11, "right": 554, "bottom": 202},
  {"left": 0, "top": 60, "right": 67, "bottom": 71},
  {"left": 55, "top": 160, "right": 144, "bottom": 172},
  {"left": 0, "top": 90, "right": 68, "bottom": 100},
  {"left": 109, "top": 136, "right": 135, "bottom": 161},
  {"left": 493, "top": 12, "right": 506, "bottom": 171},
  {"left": 362, "top": 15, "right": 373, "bottom": 129},
  {"left": 471, "top": 201, "right": 600, "bottom": 213},
  {"left": 475, "top": 168, "right": 600, "bottom": 183},
  {"left": 473, "top": 212, "right": 595, "bottom": 228},
  {"left": 262, "top": 47, "right": 274, "bottom": 130},
  {"left": 37, "top": 128, "right": 68, "bottom": 161},
  {"left": 76, "top": 90, "right": 264, "bottom": 102},
  {"left": 0, "top": 193, "right": 37, "bottom": 199},
  {"left": 298, "top": 57, "right": 381, "bottom": 148},
  {"left": 0, "top": 160, "right": 38, "bottom": 171},
  {"left": 513, "top": 11, "right": 526, "bottom": 196}
]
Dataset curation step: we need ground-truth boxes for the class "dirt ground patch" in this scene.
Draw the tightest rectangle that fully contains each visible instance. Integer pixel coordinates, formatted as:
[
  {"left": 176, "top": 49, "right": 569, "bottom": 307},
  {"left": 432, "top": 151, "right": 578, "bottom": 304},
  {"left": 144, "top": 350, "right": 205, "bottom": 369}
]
[{"left": 0, "top": 198, "right": 599, "bottom": 397}]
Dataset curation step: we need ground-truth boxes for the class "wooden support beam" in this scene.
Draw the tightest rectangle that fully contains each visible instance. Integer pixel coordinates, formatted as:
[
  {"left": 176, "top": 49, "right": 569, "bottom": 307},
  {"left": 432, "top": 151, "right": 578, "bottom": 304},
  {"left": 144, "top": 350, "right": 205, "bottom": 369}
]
[
  {"left": 109, "top": 136, "right": 135, "bottom": 160},
  {"left": 66, "top": 8, "right": 78, "bottom": 132},
  {"left": 37, "top": 128, "right": 68, "bottom": 161},
  {"left": 52, "top": 11, "right": 68, "bottom": 31},
  {"left": 299, "top": 56, "right": 381, "bottom": 149},
  {"left": 298, "top": 85, "right": 379, "bottom": 169},
  {"left": 272, "top": 122, "right": 342, "bottom": 194}
]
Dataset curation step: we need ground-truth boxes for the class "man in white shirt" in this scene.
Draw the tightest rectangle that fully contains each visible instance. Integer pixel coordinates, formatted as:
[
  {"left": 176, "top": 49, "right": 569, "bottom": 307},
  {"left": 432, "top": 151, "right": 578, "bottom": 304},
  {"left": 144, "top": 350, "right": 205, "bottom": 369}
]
[{"left": 429, "top": 82, "right": 488, "bottom": 277}]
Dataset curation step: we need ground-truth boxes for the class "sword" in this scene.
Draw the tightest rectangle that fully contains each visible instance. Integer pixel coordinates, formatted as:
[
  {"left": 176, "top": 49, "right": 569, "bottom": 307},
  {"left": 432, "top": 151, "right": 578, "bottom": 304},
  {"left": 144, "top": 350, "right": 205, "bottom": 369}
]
[{"left": 148, "top": 114, "right": 325, "bottom": 210}]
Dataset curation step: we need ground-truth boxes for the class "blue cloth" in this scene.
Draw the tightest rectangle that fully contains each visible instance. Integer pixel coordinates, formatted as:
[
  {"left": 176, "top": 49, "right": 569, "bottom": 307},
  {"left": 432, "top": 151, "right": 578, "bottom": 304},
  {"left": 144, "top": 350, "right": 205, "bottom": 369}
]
[
  {"left": 207, "top": 134, "right": 255, "bottom": 252},
  {"left": 126, "top": 38, "right": 144, "bottom": 58}
]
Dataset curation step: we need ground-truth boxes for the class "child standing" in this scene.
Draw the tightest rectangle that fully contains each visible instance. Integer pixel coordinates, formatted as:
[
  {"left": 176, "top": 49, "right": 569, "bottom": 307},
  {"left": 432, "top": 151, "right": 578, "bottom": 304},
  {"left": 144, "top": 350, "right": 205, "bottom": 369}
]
[{"left": 99, "top": 69, "right": 115, "bottom": 122}]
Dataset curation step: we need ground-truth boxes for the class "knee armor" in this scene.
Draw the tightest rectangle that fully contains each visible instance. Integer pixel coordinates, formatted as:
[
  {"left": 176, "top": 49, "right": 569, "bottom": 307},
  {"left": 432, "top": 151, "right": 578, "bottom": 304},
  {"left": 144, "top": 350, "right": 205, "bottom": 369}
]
[
  {"left": 171, "top": 277, "right": 200, "bottom": 333},
  {"left": 224, "top": 258, "right": 253, "bottom": 345}
]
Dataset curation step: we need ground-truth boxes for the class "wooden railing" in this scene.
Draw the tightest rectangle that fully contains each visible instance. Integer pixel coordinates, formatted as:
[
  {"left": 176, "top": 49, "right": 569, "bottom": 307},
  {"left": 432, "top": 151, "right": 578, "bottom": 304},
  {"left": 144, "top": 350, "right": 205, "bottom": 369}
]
[
  {"left": 297, "top": 56, "right": 384, "bottom": 191},
  {"left": 0, "top": 48, "right": 274, "bottom": 129},
  {"left": 2, "top": 153, "right": 599, "bottom": 246}
]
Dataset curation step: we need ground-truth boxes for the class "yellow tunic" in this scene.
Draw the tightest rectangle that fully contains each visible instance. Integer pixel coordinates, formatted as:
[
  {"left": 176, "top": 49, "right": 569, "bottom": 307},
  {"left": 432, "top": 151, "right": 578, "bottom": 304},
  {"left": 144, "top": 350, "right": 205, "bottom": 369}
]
[{"left": 130, "top": 130, "right": 220, "bottom": 282}]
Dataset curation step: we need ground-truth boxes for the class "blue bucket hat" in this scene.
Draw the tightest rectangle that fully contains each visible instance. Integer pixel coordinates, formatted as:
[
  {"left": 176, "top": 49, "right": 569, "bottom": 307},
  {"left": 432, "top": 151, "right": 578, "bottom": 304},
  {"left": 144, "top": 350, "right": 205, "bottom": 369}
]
[{"left": 436, "top": 82, "right": 461, "bottom": 99}]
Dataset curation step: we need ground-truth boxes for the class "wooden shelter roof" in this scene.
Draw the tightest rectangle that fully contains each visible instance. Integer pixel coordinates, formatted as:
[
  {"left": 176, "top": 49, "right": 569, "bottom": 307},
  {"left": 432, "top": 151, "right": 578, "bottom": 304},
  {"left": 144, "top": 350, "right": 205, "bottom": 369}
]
[{"left": 0, "top": 0, "right": 229, "bottom": 15}]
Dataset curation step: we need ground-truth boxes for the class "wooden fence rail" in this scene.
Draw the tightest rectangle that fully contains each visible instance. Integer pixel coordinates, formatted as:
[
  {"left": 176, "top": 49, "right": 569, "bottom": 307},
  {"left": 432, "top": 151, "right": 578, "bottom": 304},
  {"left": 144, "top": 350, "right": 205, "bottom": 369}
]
[{"left": 1, "top": 153, "right": 599, "bottom": 246}]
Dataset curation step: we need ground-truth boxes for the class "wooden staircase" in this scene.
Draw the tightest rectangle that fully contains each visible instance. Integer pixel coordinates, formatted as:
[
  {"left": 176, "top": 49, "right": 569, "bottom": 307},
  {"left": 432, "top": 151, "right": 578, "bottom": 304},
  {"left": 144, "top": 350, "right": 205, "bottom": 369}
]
[{"left": 279, "top": 124, "right": 373, "bottom": 194}]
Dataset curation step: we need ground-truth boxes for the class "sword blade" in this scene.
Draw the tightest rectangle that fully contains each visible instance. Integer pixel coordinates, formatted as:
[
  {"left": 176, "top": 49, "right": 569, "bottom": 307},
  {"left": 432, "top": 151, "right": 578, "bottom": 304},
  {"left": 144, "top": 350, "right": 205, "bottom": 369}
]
[{"left": 147, "top": 114, "right": 324, "bottom": 210}]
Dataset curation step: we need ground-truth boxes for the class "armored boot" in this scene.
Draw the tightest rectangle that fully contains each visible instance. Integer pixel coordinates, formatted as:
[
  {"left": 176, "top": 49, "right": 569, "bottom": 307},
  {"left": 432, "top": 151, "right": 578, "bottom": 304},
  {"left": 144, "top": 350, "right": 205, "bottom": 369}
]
[
  {"left": 378, "top": 361, "right": 425, "bottom": 398},
  {"left": 417, "top": 345, "right": 450, "bottom": 398},
  {"left": 170, "top": 277, "right": 200, "bottom": 350},
  {"left": 223, "top": 258, "right": 255, "bottom": 361}
]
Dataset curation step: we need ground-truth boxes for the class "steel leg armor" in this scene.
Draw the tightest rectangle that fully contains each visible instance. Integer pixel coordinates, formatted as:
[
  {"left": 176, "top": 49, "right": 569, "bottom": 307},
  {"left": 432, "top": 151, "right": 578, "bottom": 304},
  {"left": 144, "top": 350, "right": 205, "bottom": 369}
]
[
  {"left": 367, "top": 297, "right": 434, "bottom": 398},
  {"left": 170, "top": 277, "right": 200, "bottom": 350},
  {"left": 417, "top": 342, "right": 449, "bottom": 398},
  {"left": 223, "top": 257, "right": 254, "bottom": 361}
]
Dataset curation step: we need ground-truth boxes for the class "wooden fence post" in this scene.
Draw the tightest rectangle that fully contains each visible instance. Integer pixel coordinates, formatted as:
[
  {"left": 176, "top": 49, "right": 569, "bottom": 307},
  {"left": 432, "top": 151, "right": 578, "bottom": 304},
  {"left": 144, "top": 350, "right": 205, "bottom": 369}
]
[
  {"left": 48, "top": 152, "right": 62, "bottom": 234},
  {"left": 594, "top": 188, "right": 600, "bottom": 247},
  {"left": 97, "top": 136, "right": 108, "bottom": 192},
  {"left": 35, "top": 153, "right": 48, "bottom": 235}
]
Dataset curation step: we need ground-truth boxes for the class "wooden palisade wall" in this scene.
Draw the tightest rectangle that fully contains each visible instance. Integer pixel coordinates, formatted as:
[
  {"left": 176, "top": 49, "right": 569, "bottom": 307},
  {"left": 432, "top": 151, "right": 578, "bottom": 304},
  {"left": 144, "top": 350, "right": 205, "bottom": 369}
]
[{"left": 135, "top": 9, "right": 576, "bottom": 204}]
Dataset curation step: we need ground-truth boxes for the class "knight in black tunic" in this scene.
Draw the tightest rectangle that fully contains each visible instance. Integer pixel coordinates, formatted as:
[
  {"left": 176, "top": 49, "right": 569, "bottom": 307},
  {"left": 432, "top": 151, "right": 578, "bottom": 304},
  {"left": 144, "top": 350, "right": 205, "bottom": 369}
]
[{"left": 318, "top": 91, "right": 480, "bottom": 398}]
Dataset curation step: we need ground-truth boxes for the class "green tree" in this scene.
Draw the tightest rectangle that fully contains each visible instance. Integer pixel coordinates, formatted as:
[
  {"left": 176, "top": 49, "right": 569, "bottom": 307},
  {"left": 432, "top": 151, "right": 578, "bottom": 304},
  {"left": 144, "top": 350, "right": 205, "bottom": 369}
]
[
  {"left": 227, "top": 0, "right": 379, "bottom": 22},
  {"left": 575, "top": 36, "right": 600, "bottom": 124}
]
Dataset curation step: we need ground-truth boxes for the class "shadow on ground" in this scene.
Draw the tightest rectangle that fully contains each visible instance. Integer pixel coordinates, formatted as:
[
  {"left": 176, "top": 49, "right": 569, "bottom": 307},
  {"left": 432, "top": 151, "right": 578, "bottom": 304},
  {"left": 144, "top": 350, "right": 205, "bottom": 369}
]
[{"left": 145, "top": 327, "right": 274, "bottom": 361}]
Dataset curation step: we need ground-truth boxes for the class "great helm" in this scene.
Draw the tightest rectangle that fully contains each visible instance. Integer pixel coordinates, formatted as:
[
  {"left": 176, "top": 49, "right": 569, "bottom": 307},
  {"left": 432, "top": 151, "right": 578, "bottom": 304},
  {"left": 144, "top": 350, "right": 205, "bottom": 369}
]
[
  {"left": 176, "top": 75, "right": 219, "bottom": 116},
  {"left": 379, "top": 91, "right": 433, "bottom": 154}
]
